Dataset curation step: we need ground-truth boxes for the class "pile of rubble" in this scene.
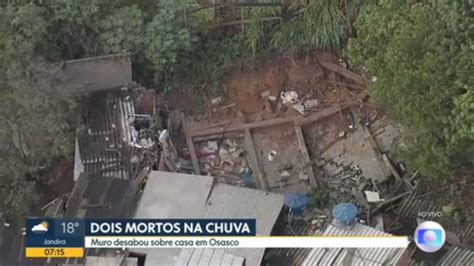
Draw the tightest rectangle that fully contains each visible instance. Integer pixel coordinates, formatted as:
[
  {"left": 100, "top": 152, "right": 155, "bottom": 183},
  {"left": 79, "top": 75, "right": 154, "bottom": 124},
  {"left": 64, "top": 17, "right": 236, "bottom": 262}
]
[{"left": 194, "top": 139, "right": 255, "bottom": 187}]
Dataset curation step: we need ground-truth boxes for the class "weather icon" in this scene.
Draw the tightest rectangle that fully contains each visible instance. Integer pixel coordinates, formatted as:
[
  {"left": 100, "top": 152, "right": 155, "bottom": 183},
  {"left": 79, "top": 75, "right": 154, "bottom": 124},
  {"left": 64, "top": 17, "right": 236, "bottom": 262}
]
[{"left": 31, "top": 221, "right": 49, "bottom": 233}]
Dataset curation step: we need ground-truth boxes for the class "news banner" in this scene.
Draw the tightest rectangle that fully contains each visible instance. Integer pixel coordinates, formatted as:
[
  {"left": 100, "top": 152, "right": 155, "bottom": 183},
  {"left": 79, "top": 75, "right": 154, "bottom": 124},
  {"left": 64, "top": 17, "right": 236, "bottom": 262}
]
[{"left": 25, "top": 218, "right": 409, "bottom": 258}]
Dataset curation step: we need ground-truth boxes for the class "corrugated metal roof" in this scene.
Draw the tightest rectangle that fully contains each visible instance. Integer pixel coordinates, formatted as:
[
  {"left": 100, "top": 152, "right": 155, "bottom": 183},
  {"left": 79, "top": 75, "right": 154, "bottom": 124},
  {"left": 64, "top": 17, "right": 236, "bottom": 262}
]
[
  {"left": 175, "top": 249, "right": 245, "bottom": 266},
  {"left": 134, "top": 171, "right": 214, "bottom": 219},
  {"left": 209, "top": 249, "right": 225, "bottom": 265},
  {"left": 302, "top": 223, "right": 406, "bottom": 266},
  {"left": 437, "top": 246, "right": 474, "bottom": 266},
  {"left": 65, "top": 174, "right": 140, "bottom": 219},
  {"left": 203, "top": 184, "right": 283, "bottom": 236},
  {"left": 132, "top": 171, "right": 284, "bottom": 266},
  {"left": 398, "top": 193, "right": 474, "bottom": 244},
  {"left": 264, "top": 220, "right": 315, "bottom": 265},
  {"left": 85, "top": 255, "right": 138, "bottom": 266},
  {"left": 201, "top": 184, "right": 283, "bottom": 266},
  {"left": 77, "top": 93, "right": 134, "bottom": 180}
]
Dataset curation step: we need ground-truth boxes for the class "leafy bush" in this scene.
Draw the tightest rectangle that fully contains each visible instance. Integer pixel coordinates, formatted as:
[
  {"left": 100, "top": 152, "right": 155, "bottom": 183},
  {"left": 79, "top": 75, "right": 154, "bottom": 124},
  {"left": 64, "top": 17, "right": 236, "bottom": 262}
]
[
  {"left": 176, "top": 36, "right": 249, "bottom": 94},
  {"left": 145, "top": 0, "right": 195, "bottom": 84},
  {"left": 348, "top": 0, "right": 473, "bottom": 177},
  {"left": 271, "top": 1, "right": 347, "bottom": 53},
  {"left": 99, "top": 6, "right": 145, "bottom": 54}
]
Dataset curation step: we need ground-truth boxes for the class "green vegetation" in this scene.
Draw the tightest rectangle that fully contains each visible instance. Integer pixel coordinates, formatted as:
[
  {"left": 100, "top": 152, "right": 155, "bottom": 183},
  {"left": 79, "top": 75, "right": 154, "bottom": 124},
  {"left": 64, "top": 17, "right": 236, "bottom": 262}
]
[{"left": 348, "top": 0, "right": 473, "bottom": 177}]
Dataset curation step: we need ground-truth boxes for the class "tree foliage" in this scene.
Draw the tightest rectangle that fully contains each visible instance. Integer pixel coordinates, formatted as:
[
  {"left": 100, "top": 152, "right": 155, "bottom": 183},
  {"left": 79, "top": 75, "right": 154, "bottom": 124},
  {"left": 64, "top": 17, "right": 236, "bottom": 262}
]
[
  {"left": 348, "top": 0, "right": 473, "bottom": 177},
  {"left": 99, "top": 6, "right": 145, "bottom": 54},
  {"left": 271, "top": 1, "right": 347, "bottom": 53},
  {"left": 144, "top": 0, "right": 194, "bottom": 83},
  {"left": 1, "top": 2, "right": 74, "bottom": 216}
]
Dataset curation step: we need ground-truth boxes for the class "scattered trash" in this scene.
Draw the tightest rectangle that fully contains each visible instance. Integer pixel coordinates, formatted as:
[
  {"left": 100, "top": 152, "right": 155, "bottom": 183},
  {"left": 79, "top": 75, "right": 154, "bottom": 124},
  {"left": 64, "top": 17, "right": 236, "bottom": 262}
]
[
  {"left": 131, "top": 156, "right": 139, "bottom": 164},
  {"left": 268, "top": 150, "right": 277, "bottom": 161},
  {"left": 158, "top": 129, "right": 168, "bottom": 144},
  {"left": 280, "top": 90, "right": 299, "bottom": 105},
  {"left": 299, "top": 172, "right": 309, "bottom": 181},
  {"left": 280, "top": 171, "right": 291, "bottom": 178},
  {"left": 303, "top": 99, "right": 320, "bottom": 109},
  {"left": 206, "top": 141, "right": 218, "bottom": 152},
  {"left": 139, "top": 138, "right": 154, "bottom": 149},
  {"left": 4, "top": 222, "right": 10, "bottom": 227},
  {"left": 338, "top": 131, "right": 346, "bottom": 138},
  {"left": 268, "top": 95, "right": 277, "bottom": 101},
  {"left": 211, "top": 97, "right": 223, "bottom": 106},
  {"left": 364, "top": 191, "right": 384, "bottom": 202}
]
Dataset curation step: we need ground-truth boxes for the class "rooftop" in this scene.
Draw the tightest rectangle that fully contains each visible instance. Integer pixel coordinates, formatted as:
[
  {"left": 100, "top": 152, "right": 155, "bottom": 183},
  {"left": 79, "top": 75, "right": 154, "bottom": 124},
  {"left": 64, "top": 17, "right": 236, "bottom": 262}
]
[
  {"left": 65, "top": 173, "right": 143, "bottom": 219},
  {"left": 132, "top": 171, "right": 284, "bottom": 266},
  {"left": 60, "top": 53, "right": 132, "bottom": 93},
  {"left": 302, "top": 223, "right": 406, "bottom": 266}
]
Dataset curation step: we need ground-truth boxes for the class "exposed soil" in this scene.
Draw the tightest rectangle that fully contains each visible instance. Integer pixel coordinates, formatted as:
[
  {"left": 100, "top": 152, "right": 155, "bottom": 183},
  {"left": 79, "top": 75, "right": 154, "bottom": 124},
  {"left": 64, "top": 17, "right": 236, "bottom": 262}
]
[
  {"left": 171, "top": 52, "right": 474, "bottom": 239},
  {"left": 166, "top": 52, "right": 352, "bottom": 119}
]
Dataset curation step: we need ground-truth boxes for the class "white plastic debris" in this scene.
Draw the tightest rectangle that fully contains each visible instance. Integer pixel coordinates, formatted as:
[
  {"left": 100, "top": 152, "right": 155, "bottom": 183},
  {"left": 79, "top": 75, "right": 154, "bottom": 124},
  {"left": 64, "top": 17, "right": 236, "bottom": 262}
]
[
  {"left": 338, "top": 131, "right": 346, "bottom": 138},
  {"left": 299, "top": 172, "right": 309, "bottom": 181},
  {"left": 211, "top": 97, "right": 222, "bottom": 106},
  {"left": 131, "top": 155, "right": 139, "bottom": 163},
  {"left": 268, "top": 95, "right": 277, "bottom": 101},
  {"left": 364, "top": 191, "right": 384, "bottom": 202},
  {"left": 139, "top": 138, "right": 154, "bottom": 149},
  {"left": 280, "top": 91, "right": 299, "bottom": 105},
  {"left": 206, "top": 141, "right": 218, "bottom": 152},
  {"left": 4, "top": 222, "right": 10, "bottom": 227},
  {"left": 130, "top": 126, "right": 138, "bottom": 143},
  {"left": 158, "top": 129, "right": 168, "bottom": 144},
  {"left": 280, "top": 171, "right": 291, "bottom": 178},
  {"left": 371, "top": 76, "right": 377, "bottom": 82},
  {"left": 268, "top": 150, "right": 277, "bottom": 161}
]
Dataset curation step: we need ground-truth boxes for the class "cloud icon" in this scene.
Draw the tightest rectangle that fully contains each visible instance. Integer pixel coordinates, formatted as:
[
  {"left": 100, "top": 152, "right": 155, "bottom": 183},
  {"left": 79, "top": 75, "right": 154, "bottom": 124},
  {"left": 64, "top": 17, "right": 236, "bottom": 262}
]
[{"left": 31, "top": 221, "right": 49, "bottom": 233}]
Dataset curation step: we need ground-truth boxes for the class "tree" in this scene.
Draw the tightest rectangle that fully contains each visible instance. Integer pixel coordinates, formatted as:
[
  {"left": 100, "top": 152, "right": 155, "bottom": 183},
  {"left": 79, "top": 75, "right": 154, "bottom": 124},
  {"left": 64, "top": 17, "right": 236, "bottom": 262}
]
[
  {"left": 348, "top": 0, "right": 473, "bottom": 177},
  {"left": 145, "top": 0, "right": 195, "bottom": 85},
  {"left": 99, "top": 5, "right": 145, "bottom": 55},
  {"left": 0, "top": 3, "right": 74, "bottom": 217}
]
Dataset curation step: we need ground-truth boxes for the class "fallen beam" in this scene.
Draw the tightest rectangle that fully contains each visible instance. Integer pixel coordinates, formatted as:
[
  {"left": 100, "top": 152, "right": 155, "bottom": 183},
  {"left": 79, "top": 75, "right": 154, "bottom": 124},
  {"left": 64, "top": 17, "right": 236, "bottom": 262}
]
[
  {"left": 182, "top": 113, "right": 201, "bottom": 175},
  {"left": 244, "top": 129, "right": 269, "bottom": 190},
  {"left": 318, "top": 60, "right": 367, "bottom": 85},
  {"left": 294, "top": 125, "right": 318, "bottom": 188},
  {"left": 190, "top": 100, "right": 357, "bottom": 137}
]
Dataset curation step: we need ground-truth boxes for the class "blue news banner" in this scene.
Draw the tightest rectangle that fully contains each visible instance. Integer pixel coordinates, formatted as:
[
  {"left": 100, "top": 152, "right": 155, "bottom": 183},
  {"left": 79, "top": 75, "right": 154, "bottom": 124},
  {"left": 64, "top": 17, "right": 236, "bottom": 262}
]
[{"left": 25, "top": 218, "right": 256, "bottom": 257}]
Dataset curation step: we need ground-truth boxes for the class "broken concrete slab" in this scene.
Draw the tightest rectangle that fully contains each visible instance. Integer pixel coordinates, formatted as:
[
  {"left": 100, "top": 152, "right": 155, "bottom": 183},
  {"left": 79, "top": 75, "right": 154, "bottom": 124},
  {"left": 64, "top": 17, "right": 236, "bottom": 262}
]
[{"left": 320, "top": 125, "right": 392, "bottom": 183}]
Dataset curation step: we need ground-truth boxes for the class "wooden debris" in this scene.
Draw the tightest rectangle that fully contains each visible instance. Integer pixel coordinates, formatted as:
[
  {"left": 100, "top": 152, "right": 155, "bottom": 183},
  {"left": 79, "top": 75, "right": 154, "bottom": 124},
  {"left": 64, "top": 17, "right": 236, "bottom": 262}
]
[
  {"left": 243, "top": 129, "right": 268, "bottom": 190},
  {"left": 181, "top": 113, "right": 201, "bottom": 175},
  {"left": 190, "top": 100, "right": 358, "bottom": 137},
  {"left": 294, "top": 125, "right": 319, "bottom": 188},
  {"left": 318, "top": 60, "right": 368, "bottom": 85}
]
